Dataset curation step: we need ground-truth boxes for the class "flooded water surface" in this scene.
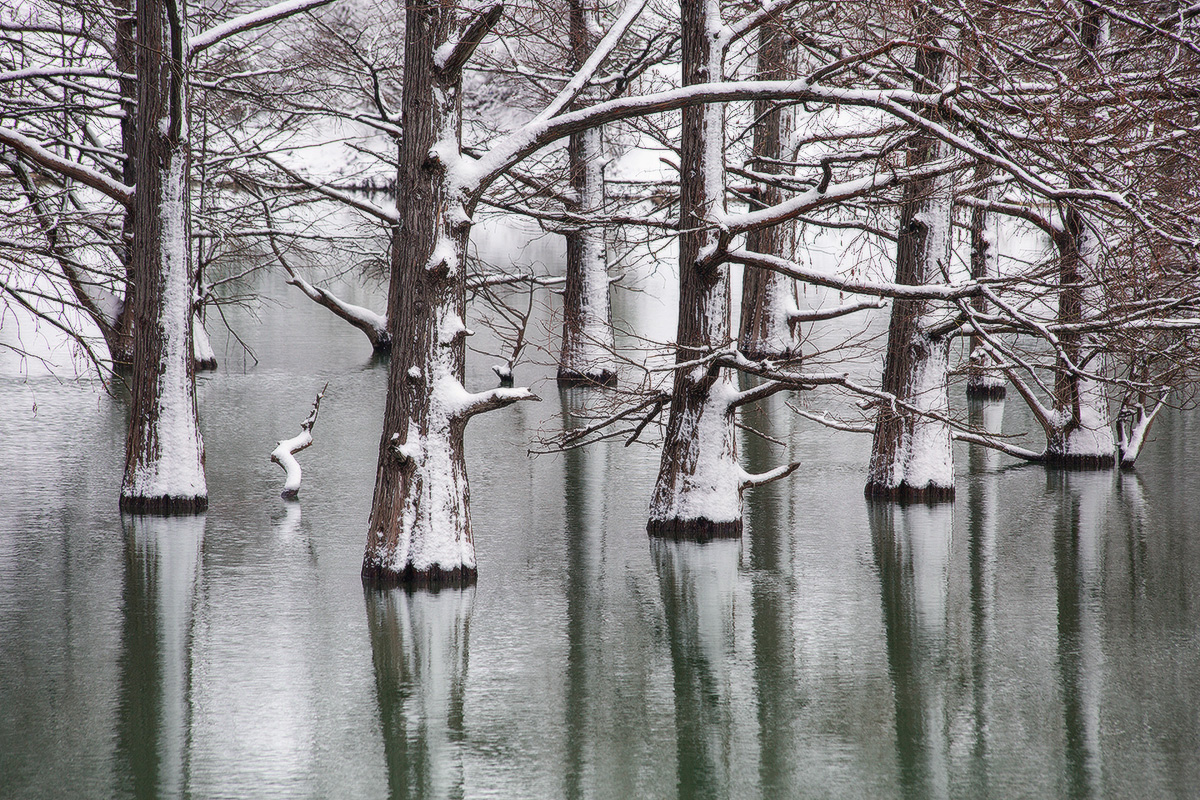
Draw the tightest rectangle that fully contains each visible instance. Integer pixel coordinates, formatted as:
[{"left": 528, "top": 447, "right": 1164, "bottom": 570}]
[{"left": 2, "top": 221, "right": 1199, "bottom": 799}]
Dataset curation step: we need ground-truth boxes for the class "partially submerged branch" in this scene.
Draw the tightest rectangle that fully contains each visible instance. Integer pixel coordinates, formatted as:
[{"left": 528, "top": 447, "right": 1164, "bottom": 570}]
[{"left": 271, "top": 383, "right": 328, "bottom": 499}]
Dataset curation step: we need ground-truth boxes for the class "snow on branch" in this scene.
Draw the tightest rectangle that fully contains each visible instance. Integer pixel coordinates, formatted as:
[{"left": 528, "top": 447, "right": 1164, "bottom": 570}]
[
  {"left": 788, "top": 298, "right": 887, "bottom": 324},
  {"left": 271, "top": 383, "right": 327, "bottom": 499},
  {"left": 451, "top": 383, "right": 542, "bottom": 421},
  {"left": 727, "top": 249, "right": 983, "bottom": 301},
  {"left": 434, "top": 2, "right": 505, "bottom": 78},
  {"left": 532, "top": 0, "right": 649, "bottom": 122},
  {"left": 188, "top": 0, "right": 337, "bottom": 58},
  {"left": 0, "top": 127, "right": 133, "bottom": 207},
  {"left": 739, "top": 461, "right": 802, "bottom": 491},
  {"left": 263, "top": 154, "right": 398, "bottom": 223}
]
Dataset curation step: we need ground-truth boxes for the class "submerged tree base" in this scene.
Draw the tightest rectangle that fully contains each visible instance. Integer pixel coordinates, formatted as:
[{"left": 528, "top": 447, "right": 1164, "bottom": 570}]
[
  {"left": 195, "top": 356, "right": 218, "bottom": 372},
  {"left": 119, "top": 494, "right": 209, "bottom": 514},
  {"left": 863, "top": 482, "right": 955, "bottom": 503},
  {"left": 556, "top": 368, "right": 617, "bottom": 389},
  {"left": 1044, "top": 452, "right": 1116, "bottom": 469},
  {"left": 361, "top": 561, "right": 478, "bottom": 589},
  {"left": 965, "top": 382, "right": 1007, "bottom": 400},
  {"left": 647, "top": 517, "right": 743, "bottom": 541}
]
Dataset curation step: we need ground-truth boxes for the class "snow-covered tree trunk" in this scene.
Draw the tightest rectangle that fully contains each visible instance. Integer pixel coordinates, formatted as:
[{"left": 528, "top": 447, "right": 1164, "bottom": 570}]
[
  {"left": 965, "top": 176, "right": 1006, "bottom": 398},
  {"left": 1044, "top": 6, "right": 1116, "bottom": 467},
  {"left": 120, "top": 0, "right": 207, "bottom": 513},
  {"left": 363, "top": 0, "right": 532, "bottom": 587},
  {"left": 647, "top": 0, "right": 742, "bottom": 538},
  {"left": 737, "top": 19, "right": 802, "bottom": 361},
  {"left": 1046, "top": 214, "right": 1116, "bottom": 466},
  {"left": 557, "top": 0, "right": 617, "bottom": 388},
  {"left": 865, "top": 13, "right": 955, "bottom": 502}
]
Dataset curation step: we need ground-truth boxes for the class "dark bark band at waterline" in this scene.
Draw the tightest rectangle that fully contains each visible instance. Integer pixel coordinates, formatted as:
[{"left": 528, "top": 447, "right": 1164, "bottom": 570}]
[
  {"left": 1043, "top": 453, "right": 1117, "bottom": 470},
  {"left": 863, "top": 482, "right": 955, "bottom": 504},
  {"left": 965, "top": 383, "right": 1007, "bottom": 400},
  {"left": 361, "top": 562, "right": 478, "bottom": 589},
  {"left": 647, "top": 518, "right": 743, "bottom": 541},
  {"left": 556, "top": 368, "right": 618, "bottom": 389},
  {"left": 119, "top": 495, "right": 209, "bottom": 514}
]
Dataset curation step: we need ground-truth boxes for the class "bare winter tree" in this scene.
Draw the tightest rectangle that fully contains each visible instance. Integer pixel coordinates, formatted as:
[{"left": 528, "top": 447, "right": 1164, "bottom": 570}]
[{"left": 1, "top": 0, "right": 333, "bottom": 511}]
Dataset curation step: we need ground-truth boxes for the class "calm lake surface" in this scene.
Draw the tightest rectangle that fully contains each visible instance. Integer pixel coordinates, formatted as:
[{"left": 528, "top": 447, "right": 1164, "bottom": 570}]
[{"left": 1, "top": 218, "right": 1198, "bottom": 799}]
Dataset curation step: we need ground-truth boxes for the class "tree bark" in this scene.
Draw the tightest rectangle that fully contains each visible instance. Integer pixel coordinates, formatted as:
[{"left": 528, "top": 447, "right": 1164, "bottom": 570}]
[
  {"left": 865, "top": 5, "right": 955, "bottom": 502},
  {"left": 1044, "top": 4, "right": 1115, "bottom": 467},
  {"left": 647, "top": 0, "right": 742, "bottom": 538},
  {"left": 120, "top": 0, "right": 208, "bottom": 513},
  {"left": 363, "top": 0, "right": 527, "bottom": 586},
  {"left": 558, "top": 0, "right": 617, "bottom": 388},
  {"left": 738, "top": 20, "right": 802, "bottom": 362},
  {"left": 965, "top": 173, "right": 1006, "bottom": 398}
]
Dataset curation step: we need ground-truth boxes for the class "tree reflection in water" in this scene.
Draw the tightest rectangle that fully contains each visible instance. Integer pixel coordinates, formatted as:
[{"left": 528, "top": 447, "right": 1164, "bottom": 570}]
[
  {"left": 366, "top": 587, "right": 473, "bottom": 800},
  {"left": 869, "top": 500, "right": 953, "bottom": 800},
  {"left": 115, "top": 513, "right": 205, "bottom": 799},
  {"left": 651, "top": 537, "right": 741, "bottom": 800}
]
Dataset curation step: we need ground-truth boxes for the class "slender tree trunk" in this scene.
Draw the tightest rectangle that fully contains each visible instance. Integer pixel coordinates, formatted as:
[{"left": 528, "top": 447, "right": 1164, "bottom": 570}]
[
  {"left": 557, "top": 0, "right": 617, "bottom": 388},
  {"left": 363, "top": 0, "right": 524, "bottom": 586},
  {"left": 865, "top": 7, "right": 955, "bottom": 501},
  {"left": 965, "top": 172, "right": 1006, "bottom": 398},
  {"left": 120, "top": 0, "right": 207, "bottom": 513},
  {"left": 111, "top": 0, "right": 139, "bottom": 366},
  {"left": 738, "top": 21, "right": 802, "bottom": 361},
  {"left": 647, "top": 0, "right": 742, "bottom": 538}
]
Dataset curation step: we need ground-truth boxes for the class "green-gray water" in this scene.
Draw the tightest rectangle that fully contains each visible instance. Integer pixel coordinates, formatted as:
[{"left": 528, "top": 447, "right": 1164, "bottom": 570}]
[{"left": 2, "top": 221, "right": 1198, "bottom": 798}]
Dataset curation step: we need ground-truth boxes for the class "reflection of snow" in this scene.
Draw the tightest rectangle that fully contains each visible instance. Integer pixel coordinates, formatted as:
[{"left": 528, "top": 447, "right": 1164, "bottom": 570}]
[
  {"left": 126, "top": 513, "right": 205, "bottom": 798},
  {"left": 277, "top": 501, "right": 302, "bottom": 542}
]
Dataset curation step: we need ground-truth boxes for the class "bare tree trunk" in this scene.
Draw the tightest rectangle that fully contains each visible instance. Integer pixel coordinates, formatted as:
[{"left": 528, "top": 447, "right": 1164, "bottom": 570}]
[
  {"left": 865, "top": 6, "right": 955, "bottom": 502},
  {"left": 557, "top": 0, "right": 617, "bottom": 388},
  {"left": 647, "top": 0, "right": 741, "bottom": 538},
  {"left": 363, "top": 0, "right": 528, "bottom": 586},
  {"left": 111, "top": 0, "right": 139, "bottom": 367},
  {"left": 120, "top": 0, "right": 207, "bottom": 513},
  {"left": 738, "top": 21, "right": 802, "bottom": 362},
  {"left": 965, "top": 172, "right": 1006, "bottom": 398},
  {"left": 1047, "top": 210, "right": 1115, "bottom": 466},
  {"left": 1045, "top": 5, "right": 1115, "bottom": 467}
]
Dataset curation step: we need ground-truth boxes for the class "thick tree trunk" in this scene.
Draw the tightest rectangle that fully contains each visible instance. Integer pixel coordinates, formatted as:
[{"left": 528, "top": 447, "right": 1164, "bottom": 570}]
[
  {"left": 363, "top": 0, "right": 524, "bottom": 586},
  {"left": 1044, "top": 6, "right": 1115, "bottom": 467},
  {"left": 120, "top": 0, "right": 207, "bottom": 513},
  {"left": 865, "top": 11, "right": 955, "bottom": 502},
  {"left": 558, "top": 0, "right": 617, "bottom": 388},
  {"left": 738, "top": 21, "right": 802, "bottom": 361},
  {"left": 647, "top": 0, "right": 742, "bottom": 538},
  {"left": 1046, "top": 214, "right": 1115, "bottom": 466}
]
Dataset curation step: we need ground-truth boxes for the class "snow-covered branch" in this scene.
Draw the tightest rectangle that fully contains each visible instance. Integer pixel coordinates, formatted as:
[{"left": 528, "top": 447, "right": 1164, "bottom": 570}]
[
  {"left": 739, "top": 461, "right": 802, "bottom": 490},
  {"left": 727, "top": 249, "right": 983, "bottom": 301},
  {"left": 188, "top": 0, "right": 337, "bottom": 58},
  {"left": 271, "top": 383, "right": 328, "bottom": 499},
  {"left": 0, "top": 127, "right": 133, "bottom": 206},
  {"left": 435, "top": 2, "right": 505, "bottom": 78}
]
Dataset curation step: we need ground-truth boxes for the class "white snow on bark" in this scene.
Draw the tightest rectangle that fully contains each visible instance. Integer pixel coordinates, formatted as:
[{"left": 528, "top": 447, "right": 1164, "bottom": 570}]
[
  {"left": 271, "top": 429, "right": 312, "bottom": 492},
  {"left": 648, "top": 377, "right": 742, "bottom": 525},
  {"left": 122, "top": 156, "right": 207, "bottom": 502}
]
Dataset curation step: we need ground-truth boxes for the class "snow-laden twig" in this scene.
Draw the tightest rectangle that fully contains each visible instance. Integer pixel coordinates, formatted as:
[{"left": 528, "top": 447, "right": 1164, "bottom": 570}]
[
  {"left": 531, "top": 0, "right": 649, "bottom": 122},
  {"left": 739, "top": 461, "right": 802, "bottom": 490},
  {"left": 271, "top": 383, "right": 327, "bottom": 500},
  {"left": 188, "top": 0, "right": 336, "bottom": 57},
  {"left": 0, "top": 126, "right": 133, "bottom": 206}
]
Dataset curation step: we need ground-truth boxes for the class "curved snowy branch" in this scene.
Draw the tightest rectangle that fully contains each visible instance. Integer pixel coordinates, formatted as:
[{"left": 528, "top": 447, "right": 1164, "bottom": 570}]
[
  {"left": 188, "top": 0, "right": 337, "bottom": 58},
  {"left": 0, "top": 127, "right": 133, "bottom": 207}
]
